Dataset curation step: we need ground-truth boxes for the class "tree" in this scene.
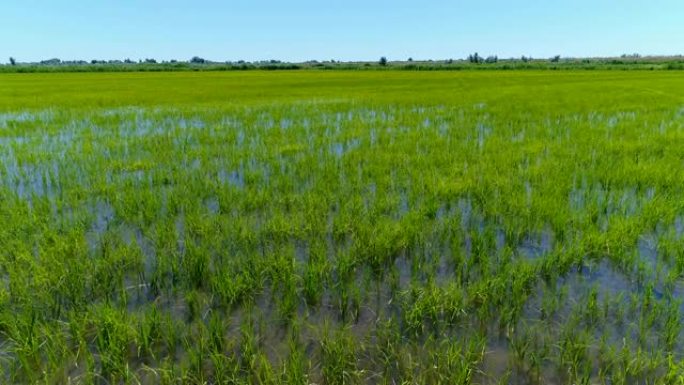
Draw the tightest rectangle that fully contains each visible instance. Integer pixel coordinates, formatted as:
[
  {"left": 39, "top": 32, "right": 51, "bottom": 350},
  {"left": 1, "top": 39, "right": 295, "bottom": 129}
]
[
  {"left": 407, "top": 57, "right": 413, "bottom": 62},
  {"left": 9, "top": 57, "right": 16, "bottom": 66},
  {"left": 40, "top": 58, "right": 61, "bottom": 65},
  {"left": 379, "top": 56, "right": 388, "bottom": 66},
  {"left": 550, "top": 55, "right": 561, "bottom": 63},
  {"left": 467, "top": 53, "right": 482, "bottom": 64},
  {"left": 485, "top": 55, "right": 498, "bottom": 64},
  {"left": 190, "top": 56, "right": 207, "bottom": 64}
]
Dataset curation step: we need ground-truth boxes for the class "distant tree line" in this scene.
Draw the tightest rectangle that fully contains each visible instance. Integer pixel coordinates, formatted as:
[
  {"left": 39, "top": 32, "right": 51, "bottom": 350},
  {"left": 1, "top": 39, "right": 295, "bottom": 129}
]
[
  {"left": 3, "top": 54, "right": 684, "bottom": 72},
  {"left": 466, "top": 53, "right": 500, "bottom": 64}
]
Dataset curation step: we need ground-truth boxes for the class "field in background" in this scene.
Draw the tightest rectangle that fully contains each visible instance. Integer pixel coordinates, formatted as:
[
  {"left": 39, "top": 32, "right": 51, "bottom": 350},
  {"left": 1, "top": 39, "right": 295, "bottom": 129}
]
[{"left": 2, "top": 71, "right": 684, "bottom": 384}]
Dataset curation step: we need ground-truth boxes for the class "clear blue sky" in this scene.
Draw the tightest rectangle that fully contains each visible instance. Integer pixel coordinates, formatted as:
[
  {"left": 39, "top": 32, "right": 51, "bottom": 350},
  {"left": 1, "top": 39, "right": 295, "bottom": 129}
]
[{"left": 2, "top": 0, "right": 683, "bottom": 63}]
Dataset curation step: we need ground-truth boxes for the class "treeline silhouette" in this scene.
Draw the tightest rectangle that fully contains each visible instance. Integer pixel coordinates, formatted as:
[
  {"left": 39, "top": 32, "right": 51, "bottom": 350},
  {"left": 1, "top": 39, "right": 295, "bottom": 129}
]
[{"left": 3, "top": 54, "right": 684, "bottom": 73}]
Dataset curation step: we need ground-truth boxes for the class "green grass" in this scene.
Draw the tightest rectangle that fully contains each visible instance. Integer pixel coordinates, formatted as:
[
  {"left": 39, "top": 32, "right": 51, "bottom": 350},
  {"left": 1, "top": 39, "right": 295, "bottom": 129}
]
[{"left": 1, "top": 70, "right": 684, "bottom": 384}]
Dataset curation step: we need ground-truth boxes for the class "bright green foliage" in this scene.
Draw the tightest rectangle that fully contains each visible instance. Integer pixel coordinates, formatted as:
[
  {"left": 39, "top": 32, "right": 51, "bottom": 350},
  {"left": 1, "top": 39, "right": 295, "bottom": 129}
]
[{"left": 1, "top": 70, "right": 684, "bottom": 383}]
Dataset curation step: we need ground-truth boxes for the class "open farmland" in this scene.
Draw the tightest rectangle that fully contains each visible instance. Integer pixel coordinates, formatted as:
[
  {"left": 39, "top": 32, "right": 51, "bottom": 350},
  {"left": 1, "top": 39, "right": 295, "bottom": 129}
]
[{"left": 2, "top": 71, "right": 684, "bottom": 384}]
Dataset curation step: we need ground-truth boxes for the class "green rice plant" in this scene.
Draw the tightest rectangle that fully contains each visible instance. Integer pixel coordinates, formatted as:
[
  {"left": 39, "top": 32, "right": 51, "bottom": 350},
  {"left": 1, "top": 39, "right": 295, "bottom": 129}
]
[
  {"left": 281, "top": 335, "right": 308, "bottom": 385},
  {"left": 136, "top": 305, "right": 162, "bottom": 361},
  {"left": 2, "top": 70, "right": 684, "bottom": 383},
  {"left": 423, "top": 335, "right": 485, "bottom": 384},
  {"left": 92, "top": 305, "right": 134, "bottom": 383},
  {"left": 320, "top": 323, "right": 361, "bottom": 385}
]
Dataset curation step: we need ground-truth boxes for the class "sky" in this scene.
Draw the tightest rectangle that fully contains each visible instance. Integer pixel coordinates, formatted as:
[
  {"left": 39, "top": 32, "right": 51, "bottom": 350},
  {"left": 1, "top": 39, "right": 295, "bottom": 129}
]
[{"left": 1, "top": 0, "right": 683, "bottom": 63}]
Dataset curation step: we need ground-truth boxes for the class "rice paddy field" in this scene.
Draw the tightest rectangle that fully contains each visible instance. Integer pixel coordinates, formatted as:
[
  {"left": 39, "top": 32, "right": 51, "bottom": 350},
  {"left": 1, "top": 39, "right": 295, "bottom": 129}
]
[{"left": 3, "top": 70, "right": 684, "bottom": 384}]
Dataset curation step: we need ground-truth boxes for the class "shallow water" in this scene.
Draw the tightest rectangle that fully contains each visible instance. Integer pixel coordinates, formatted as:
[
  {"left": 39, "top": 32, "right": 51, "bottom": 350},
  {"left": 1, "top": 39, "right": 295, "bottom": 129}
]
[{"left": 2, "top": 105, "right": 684, "bottom": 384}]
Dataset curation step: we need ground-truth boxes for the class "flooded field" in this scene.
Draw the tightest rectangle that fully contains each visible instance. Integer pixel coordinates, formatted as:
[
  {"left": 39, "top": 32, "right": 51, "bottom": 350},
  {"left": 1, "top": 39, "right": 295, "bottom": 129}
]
[{"left": 2, "top": 71, "right": 684, "bottom": 384}]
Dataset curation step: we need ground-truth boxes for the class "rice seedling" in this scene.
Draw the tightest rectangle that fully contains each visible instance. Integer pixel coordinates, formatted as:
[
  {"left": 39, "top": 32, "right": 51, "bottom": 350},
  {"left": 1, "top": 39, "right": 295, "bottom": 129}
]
[{"left": 2, "top": 70, "right": 684, "bottom": 383}]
